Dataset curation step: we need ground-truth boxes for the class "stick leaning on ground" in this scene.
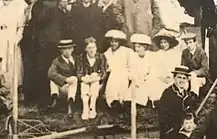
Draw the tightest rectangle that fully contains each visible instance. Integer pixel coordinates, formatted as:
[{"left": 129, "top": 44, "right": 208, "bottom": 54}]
[{"left": 195, "top": 78, "right": 217, "bottom": 116}]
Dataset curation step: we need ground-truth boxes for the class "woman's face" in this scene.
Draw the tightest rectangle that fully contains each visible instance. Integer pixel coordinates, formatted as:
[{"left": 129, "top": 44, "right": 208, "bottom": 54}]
[
  {"left": 159, "top": 39, "right": 170, "bottom": 51},
  {"left": 134, "top": 43, "right": 147, "bottom": 57},
  {"left": 110, "top": 38, "right": 120, "bottom": 50}
]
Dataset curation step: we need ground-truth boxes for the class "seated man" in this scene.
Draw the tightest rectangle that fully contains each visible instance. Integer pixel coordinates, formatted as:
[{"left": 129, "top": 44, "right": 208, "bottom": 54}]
[
  {"left": 181, "top": 33, "right": 209, "bottom": 97},
  {"left": 159, "top": 66, "right": 197, "bottom": 139},
  {"left": 0, "top": 57, "right": 12, "bottom": 115},
  {"left": 77, "top": 37, "right": 108, "bottom": 120},
  {"left": 48, "top": 39, "right": 78, "bottom": 118}
]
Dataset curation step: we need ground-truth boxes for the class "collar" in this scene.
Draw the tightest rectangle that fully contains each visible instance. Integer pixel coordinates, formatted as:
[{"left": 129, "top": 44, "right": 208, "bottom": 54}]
[
  {"left": 83, "top": 2, "right": 91, "bottom": 8},
  {"left": 61, "top": 55, "right": 74, "bottom": 64},
  {"left": 101, "top": 0, "right": 113, "bottom": 12},
  {"left": 86, "top": 53, "right": 96, "bottom": 60},
  {"left": 179, "top": 131, "right": 192, "bottom": 138},
  {"left": 189, "top": 46, "right": 197, "bottom": 55},
  {"left": 172, "top": 84, "right": 186, "bottom": 98}
]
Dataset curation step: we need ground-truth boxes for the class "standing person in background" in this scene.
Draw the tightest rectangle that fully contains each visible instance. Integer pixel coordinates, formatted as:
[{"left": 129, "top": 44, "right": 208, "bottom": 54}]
[
  {"left": 27, "top": 0, "right": 69, "bottom": 107},
  {"left": 0, "top": 0, "right": 27, "bottom": 95},
  {"left": 120, "top": 0, "right": 153, "bottom": 36},
  {"left": 71, "top": 0, "right": 103, "bottom": 54}
]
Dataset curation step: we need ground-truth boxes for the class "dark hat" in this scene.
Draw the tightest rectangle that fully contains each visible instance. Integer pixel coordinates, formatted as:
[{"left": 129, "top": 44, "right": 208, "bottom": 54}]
[
  {"left": 58, "top": 39, "right": 75, "bottom": 48},
  {"left": 153, "top": 29, "right": 179, "bottom": 48},
  {"left": 171, "top": 66, "right": 191, "bottom": 76}
]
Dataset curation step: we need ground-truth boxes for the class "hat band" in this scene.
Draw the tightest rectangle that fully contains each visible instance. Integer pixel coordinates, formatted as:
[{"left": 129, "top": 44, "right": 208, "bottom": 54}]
[
  {"left": 175, "top": 67, "right": 189, "bottom": 74},
  {"left": 59, "top": 42, "right": 74, "bottom": 46}
]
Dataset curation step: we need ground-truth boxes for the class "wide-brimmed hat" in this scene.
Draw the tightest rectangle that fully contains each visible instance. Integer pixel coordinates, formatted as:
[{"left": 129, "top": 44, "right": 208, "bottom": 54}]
[
  {"left": 181, "top": 33, "right": 196, "bottom": 41},
  {"left": 58, "top": 39, "right": 75, "bottom": 48},
  {"left": 171, "top": 66, "right": 191, "bottom": 76},
  {"left": 105, "top": 30, "right": 127, "bottom": 40},
  {"left": 153, "top": 29, "right": 179, "bottom": 48},
  {"left": 130, "top": 34, "right": 152, "bottom": 45}
]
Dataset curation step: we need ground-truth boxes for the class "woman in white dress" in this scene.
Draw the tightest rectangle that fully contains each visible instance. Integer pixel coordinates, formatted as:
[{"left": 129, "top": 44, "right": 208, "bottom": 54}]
[
  {"left": 104, "top": 30, "right": 137, "bottom": 107},
  {"left": 126, "top": 34, "right": 153, "bottom": 106},
  {"left": 144, "top": 29, "right": 182, "bottom": 105},
  {"left": 0, "top": 0, "right": 27, "bottom": 86}
]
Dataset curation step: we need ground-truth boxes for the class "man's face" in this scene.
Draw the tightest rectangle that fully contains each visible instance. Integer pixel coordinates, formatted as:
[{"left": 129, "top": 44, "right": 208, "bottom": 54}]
[
  {"left": 86, "top": 43, "right": 97, "bottom": 58},
  {"left": 182, "top": 119, "right": 196, "bottom": 132},
  {"left": 174, "top": 73, "right": 189, "bottom": 89},
  {"left": 134, "top": 43, "right": 147, "bottom": 57},
  {"left": 110, "top": 38, "right": 120, "bottom": 50},
  {"left": 185, "top": 39, "right": 196, "bottom": 51},
  {"left": 60, "top": 47, "right": 74, "bottom": 58},
  {"left": 59, "top": 0, "right": 68, "bottom": 9}
]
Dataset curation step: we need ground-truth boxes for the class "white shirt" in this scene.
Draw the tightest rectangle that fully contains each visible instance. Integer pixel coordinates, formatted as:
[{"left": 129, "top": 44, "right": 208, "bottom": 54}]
[
  {"left": 62, "top": 55, "right": 74, "bottom": 65},
  {"left": 87, "top": 54, "right": 96, "bottom": 67},
  {"left": 189, "top": 46, "right": 196, "bottom": 55}
]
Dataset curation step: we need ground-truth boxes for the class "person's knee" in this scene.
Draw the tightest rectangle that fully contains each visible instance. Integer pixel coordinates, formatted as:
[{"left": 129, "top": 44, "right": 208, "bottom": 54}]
[{"left": 81, "top": 94, "right": 89, "bottom": 102}]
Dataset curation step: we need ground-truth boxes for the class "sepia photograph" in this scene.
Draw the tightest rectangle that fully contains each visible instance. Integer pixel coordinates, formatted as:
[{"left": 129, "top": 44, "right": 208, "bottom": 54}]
[{"left": 0, "top": 0, "right": 217, "bottom": 138}]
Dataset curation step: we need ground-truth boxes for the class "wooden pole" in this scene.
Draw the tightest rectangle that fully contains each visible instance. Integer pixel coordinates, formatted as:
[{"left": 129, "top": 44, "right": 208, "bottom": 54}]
[
  {"left": 196, "top": 78, "right": 217, "bottom": 116},
  {"left": 12, "top": 43, "right": 18, "bottom": 139},
  {"left": 131, "top": 83, "right": 137, "bottom": 139},
  {"left": 30, "top": 124, "right": 114, "bottom": 139}
]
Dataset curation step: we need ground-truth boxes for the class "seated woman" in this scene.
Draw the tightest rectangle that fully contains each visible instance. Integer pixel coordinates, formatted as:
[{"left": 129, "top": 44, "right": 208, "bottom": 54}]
[
  {"left": 125, "top": 34, "right": 153, "bottom": 106},
  {"left": 77, "top": 37, "right": 108, "bottom": 120},
  {"left": 0, "top": 57, "right": 12, "bottom": 115},
  {"left": 145, "top": 29, "right": 182, "bottom": 106},
  {"left": 104, "top": 30, "right": 137, "bottom": 108}
]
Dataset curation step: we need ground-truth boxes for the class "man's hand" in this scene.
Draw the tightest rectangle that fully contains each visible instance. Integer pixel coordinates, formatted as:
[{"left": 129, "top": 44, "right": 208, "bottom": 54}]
[
  {"left": 81, "top": 75, "right": 91, "bottom": 84},
  {"left": 65, "top": 76, "right": 77, "bottom": 84},
  {"left": 90, "top": 72, "right": 101, "bottom": 83}
]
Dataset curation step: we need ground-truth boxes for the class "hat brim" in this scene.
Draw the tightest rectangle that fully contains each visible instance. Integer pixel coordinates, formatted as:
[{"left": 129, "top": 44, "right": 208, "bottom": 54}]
[
  {"left": 58, "top": 44, "right": 75, "bottom": 48},
  {"left": 153, "top": 36, "right": 179, "bottom": 48},
  {"left": 171, "top": 71, "right": 191, "bottom": 76}
]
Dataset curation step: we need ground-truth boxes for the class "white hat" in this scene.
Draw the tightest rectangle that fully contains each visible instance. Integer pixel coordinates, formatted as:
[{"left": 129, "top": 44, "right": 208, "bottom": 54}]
[
  {"left": 105, "top": 30, "right": 126, "bottom": 40},
  {"left": 130, "top": 34, "right": 152, "bottom": 45}
]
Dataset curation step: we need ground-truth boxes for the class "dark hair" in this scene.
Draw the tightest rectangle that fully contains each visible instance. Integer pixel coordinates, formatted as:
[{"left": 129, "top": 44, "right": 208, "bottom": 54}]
[
  {"left": 184, "top": 38, "right": 196, "bottom": 43},
  {"left": 0, "top": 57, "right": 2, "bottom": 63},
  {"left": 182, "top": 113, "right": 195, "bottom": 123}
]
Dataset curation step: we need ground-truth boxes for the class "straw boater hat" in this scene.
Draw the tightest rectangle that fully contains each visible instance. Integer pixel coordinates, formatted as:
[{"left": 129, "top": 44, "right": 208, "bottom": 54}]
[
  {"left": 171, "top": 66, "right": 191, "bottom": 76},
  {"left": 181, "top": 33, "right": 196, "bottom": 41},
  {"left": 58, "top": 39, "right": 75, "bottom": 48},
  {"left": 105, "top": 30, "right": 127, "bottom": 40},
  {"left": 153, "top": 29, "right": 179, "bottom": 48},
  {"left": 130, "top": 34, "right": 152, "bottom": 45}
]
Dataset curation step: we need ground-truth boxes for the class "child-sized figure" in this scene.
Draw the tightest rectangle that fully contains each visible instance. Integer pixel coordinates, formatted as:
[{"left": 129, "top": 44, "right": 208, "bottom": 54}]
[
  {"left": 168, "top": 113, "right": 196, "bottom": 139},
  {"left": 77, "top": 37, "right": 108, "bottom": 120},
  {"left": 0, "top": 57, "right": 12, "bottom": 115}
]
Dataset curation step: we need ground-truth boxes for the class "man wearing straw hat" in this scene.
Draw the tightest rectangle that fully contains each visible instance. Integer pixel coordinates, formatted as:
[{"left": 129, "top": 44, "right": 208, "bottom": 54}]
[
  {"left": 159, "top": 66, "right": 197, "bottom": 139},
  {"left": 181, "top": 33, "right": 209, "bottom": 98},
  {"left": 48, "top": 39, "right": 79, "bottom": 118}
]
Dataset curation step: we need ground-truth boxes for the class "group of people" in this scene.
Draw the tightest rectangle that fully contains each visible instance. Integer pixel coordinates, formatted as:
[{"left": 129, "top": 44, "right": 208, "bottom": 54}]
[
  {"left": 0, "top": 0, "right": 215, "bottom": 138},
  {"left": 46, "top": 27, "right": 209, "bottom": 139}
]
